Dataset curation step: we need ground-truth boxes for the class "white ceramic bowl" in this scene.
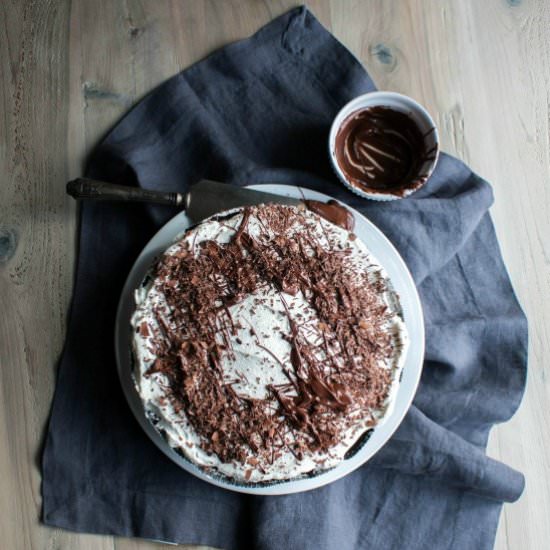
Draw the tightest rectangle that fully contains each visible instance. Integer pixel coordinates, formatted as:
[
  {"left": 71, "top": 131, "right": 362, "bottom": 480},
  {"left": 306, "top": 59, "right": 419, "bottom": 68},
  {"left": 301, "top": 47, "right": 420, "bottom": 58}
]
[{"left": 329, "top": 91, "right": 439, "bottom": 201}]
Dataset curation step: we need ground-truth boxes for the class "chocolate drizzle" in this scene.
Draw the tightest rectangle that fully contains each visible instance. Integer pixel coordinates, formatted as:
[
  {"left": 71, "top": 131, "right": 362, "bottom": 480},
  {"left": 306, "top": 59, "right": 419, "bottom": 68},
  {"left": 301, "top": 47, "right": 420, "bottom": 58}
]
[
  {"left": 335, "top": 106, "right": 437, "bottom": 196},
  {"left": 304, "top": 200, "right": 355, "bottom": 231},
  {"left": 142, "top": 205, "right": 396, "bottom": 475}
]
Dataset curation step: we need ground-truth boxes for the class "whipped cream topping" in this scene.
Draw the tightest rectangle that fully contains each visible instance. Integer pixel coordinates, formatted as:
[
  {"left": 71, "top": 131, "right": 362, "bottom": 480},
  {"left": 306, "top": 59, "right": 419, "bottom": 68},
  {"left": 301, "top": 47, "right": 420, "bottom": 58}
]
[{"left": 131, "top": 205, "right": 409, "bottom": 483}]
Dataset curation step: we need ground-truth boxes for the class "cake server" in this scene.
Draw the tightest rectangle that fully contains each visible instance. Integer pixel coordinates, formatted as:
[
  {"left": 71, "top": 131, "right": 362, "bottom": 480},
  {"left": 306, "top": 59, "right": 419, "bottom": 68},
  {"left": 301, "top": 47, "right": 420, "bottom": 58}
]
[{"left": 66, "top": 178, "right": 302, "bottom": 222}]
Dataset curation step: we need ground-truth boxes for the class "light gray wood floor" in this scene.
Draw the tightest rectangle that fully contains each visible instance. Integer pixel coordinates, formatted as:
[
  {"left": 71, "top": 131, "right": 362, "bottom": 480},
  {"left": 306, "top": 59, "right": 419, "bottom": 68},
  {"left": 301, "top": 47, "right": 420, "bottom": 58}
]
[{"left": 1, "top": 1, "right": 547, "bottom": 549}]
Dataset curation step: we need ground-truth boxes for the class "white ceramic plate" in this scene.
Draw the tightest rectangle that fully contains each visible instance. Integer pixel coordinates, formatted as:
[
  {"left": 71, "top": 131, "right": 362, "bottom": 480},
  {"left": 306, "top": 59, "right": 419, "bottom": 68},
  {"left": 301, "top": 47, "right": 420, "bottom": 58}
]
[{"left": 115, "top": 184, "right": 424, "bottom": 495}]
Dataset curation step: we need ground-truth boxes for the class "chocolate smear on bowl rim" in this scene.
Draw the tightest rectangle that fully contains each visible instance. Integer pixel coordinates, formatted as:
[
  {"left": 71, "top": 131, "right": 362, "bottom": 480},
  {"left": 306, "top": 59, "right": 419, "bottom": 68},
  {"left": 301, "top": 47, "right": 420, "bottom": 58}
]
[{"left": 141, "top": 205, "right": 398, "bottom": 477}]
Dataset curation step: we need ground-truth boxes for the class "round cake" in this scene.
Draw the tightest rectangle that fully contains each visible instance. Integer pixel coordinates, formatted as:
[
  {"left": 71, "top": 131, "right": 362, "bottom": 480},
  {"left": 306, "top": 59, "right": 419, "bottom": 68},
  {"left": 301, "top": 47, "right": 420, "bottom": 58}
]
[{"left": 131, "top": 203, "right": 408, "bottom": 484}]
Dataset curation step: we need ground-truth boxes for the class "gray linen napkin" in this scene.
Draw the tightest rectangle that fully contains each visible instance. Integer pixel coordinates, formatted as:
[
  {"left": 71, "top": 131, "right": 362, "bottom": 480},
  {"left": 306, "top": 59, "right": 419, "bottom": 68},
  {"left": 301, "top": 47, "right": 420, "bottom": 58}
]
[{"left": 42, "top": 7, "right": 527, "bottom": 549}]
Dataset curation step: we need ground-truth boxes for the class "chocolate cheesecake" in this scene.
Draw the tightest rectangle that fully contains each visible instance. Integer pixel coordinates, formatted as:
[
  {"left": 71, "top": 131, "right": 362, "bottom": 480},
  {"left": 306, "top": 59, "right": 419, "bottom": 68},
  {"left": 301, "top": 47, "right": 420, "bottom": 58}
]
[{"left": 131, "top": 204, "right": 408, "bottom": 483}]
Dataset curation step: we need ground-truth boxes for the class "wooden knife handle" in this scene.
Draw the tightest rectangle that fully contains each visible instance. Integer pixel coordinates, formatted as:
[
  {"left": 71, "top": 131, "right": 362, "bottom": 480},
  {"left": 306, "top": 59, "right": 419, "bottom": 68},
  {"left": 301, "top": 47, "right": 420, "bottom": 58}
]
[{"left": 66, "top": 178, "right": 183, "bottom": 206}]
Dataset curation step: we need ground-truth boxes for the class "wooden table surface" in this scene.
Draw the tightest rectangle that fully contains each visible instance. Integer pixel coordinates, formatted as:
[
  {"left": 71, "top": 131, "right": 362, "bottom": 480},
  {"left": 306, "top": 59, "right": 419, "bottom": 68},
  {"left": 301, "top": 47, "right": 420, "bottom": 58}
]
[{"left": 1, "top": 1, "right": 548, "bottom": 549}]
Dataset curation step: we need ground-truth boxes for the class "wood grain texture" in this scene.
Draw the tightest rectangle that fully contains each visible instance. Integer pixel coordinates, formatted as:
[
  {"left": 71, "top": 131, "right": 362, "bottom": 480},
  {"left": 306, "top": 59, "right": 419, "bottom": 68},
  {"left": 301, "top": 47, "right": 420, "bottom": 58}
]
[{"left": 0, "top": 1, "right": 547, "bottom": 549}]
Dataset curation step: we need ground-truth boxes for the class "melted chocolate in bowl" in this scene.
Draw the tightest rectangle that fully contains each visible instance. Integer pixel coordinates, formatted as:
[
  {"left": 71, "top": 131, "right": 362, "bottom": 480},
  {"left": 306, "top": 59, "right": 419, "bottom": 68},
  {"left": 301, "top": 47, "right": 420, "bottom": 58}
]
[{"left": 335, "top": 106, "right": 437, "bottom": 196}]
